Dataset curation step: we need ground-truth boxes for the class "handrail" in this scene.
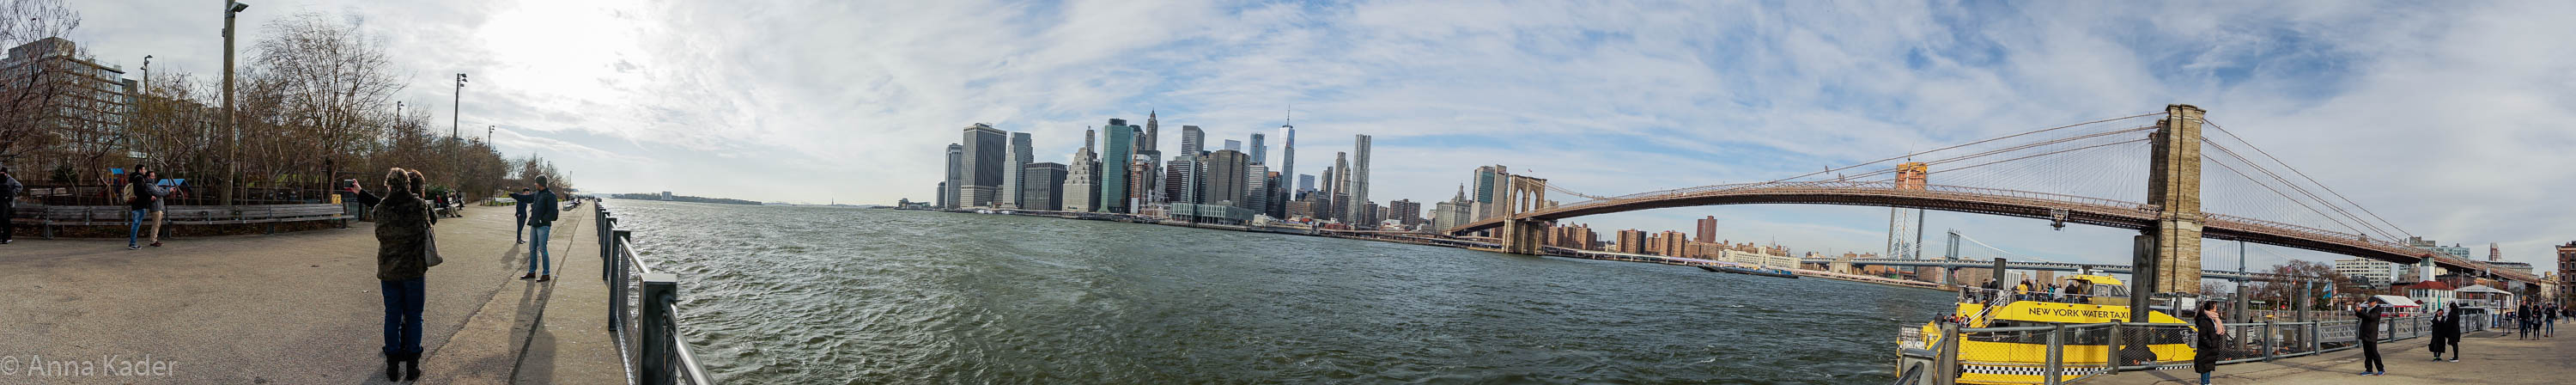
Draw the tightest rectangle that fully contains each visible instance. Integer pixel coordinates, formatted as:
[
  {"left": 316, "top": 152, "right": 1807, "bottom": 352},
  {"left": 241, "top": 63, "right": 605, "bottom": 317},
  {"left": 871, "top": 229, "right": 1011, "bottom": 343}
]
[{"left": 597, "top": 201, "right": 718, "bottom": 385}]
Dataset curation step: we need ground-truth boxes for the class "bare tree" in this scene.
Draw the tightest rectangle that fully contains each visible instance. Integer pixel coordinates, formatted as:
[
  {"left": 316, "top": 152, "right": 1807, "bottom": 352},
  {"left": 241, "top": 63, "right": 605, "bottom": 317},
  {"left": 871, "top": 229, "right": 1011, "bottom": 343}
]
[
  {"left": 0, "top": 0, "right": 81, "bottom": 167},
  {"left": 232, "top": 12, "right": 404, "bottom": 199}
]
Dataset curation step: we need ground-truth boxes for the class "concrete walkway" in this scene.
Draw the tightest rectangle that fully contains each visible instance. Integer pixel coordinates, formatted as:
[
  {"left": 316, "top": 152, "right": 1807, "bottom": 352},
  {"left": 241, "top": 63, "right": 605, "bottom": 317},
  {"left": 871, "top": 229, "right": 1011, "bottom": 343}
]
[
  {"left": 0, "top": 205, "right": 623, "bottom": 384},
  {"left": 2081, "top": 323, "right": 2576, "bottom": 384}
]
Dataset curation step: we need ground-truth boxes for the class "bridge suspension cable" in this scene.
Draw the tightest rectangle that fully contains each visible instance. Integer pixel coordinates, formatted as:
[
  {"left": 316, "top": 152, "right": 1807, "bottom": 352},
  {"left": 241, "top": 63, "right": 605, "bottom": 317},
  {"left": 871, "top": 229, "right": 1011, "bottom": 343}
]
[
  {"left": 2197, "top": 118, "right": 2416, "bottom": 241},
  {"left": 1764, "top": 112, "right": 2163, "bottom": 185}
]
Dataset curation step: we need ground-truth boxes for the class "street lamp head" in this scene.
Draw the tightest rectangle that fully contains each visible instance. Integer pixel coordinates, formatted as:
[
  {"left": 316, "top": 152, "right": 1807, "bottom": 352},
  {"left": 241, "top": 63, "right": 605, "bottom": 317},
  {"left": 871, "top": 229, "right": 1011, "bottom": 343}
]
[{"left": 229, "top": 2, "right": 249, "bottom": 13}]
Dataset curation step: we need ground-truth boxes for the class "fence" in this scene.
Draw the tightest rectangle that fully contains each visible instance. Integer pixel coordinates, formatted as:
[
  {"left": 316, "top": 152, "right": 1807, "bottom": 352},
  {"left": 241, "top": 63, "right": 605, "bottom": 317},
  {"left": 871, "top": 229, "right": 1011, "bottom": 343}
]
[
  {"left": 1897, "top": 311, "right": 2453, "bottom": 385},
  {"left": 596, "top": 202, "right": 717, "bottom": 384}
]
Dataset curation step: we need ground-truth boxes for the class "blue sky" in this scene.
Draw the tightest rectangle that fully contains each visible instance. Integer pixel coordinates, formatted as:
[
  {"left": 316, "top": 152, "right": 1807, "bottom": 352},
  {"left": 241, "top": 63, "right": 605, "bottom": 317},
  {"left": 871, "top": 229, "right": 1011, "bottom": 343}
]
[{"left": 65, "top": 1, "right": 2576, "bottom": 272}]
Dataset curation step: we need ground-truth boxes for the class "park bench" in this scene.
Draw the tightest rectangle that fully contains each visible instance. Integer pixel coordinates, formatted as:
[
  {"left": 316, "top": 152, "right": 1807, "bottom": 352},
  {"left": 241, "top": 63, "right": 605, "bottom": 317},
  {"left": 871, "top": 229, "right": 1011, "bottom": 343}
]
[{"left": 3, "top": 204, "right": 353, "bottom": 239}]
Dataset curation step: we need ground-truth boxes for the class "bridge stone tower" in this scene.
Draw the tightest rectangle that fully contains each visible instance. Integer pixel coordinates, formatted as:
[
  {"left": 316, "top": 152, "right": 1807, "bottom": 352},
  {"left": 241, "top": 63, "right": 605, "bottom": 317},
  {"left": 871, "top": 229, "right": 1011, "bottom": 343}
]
[
  {"left": 2143, "top": 104, "right": 2206, "bottom": 295},
  {"left": 1497, "top": 174, "right": 1551, "bottom": 254}
]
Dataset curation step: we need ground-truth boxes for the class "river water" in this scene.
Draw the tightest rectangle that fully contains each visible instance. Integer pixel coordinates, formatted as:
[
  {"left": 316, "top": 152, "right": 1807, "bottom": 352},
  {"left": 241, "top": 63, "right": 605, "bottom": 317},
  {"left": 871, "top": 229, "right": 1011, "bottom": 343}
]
[{"left": 601, "top": 199, "right": 1956, "bottom": 384}]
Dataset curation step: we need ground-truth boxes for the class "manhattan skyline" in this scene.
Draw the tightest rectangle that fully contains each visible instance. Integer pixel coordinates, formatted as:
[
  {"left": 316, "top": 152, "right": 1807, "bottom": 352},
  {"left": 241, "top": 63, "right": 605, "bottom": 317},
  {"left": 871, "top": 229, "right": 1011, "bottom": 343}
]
[{"left": 59, "top": 1, "right": 2576, "bottom": 271}]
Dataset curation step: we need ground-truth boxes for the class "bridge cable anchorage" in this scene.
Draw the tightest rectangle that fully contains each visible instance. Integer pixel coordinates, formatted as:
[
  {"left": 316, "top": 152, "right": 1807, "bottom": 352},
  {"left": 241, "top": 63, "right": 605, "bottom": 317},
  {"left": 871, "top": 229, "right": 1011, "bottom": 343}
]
[
  {"left": 2201, "top": 140, "right": 2399, "bottom": 240},
  {"left": 1759, "top": 112, "right": 2162, "bottom": 186},
  {"left": 2197, "top": 118, "right": 2417, "bottom": 241}
]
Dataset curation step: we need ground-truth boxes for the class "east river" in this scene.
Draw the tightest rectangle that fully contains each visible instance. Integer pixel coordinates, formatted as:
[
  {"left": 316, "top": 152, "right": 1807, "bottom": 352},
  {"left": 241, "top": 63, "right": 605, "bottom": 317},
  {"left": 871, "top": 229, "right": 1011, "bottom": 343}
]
[{"left": 602, "top": 199, "right": 1956, "bottom": 383}]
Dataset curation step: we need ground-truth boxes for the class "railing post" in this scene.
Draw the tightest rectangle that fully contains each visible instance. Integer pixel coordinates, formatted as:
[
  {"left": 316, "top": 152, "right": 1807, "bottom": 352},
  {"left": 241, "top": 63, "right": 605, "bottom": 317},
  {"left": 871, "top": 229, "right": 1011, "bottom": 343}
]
[
  {"left": 2044, "top": 323, "right": 2064, "bottom": 385},
  {"left": 2262, "top": 321, "right": 2276, "bottom": 362},
  {"left": 612, "top": 229, "right": 634, "bottom": 332},
  {"left": 640, "top": 272, "right": 680, "bottom": 385},
  {"left": 2105, "top": 321, "right": 2123, "bottom": 375},
  {"left": 1937, "top": 322, "right": 1959, "bottom": 385}
]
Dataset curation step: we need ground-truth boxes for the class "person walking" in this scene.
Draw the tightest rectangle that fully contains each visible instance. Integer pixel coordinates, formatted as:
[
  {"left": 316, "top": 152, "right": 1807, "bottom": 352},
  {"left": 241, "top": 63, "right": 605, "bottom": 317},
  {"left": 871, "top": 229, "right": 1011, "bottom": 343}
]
[
  {"left": 509, "top": 188, "right": 534, "bottom": 244},
  {"left": 369, "top": 168, "right": 434, "bottom": 381},
  {"left": 123, "top": 165, "right": 161, "bottom": 250},
  {"left": 2354, "top": 298, "right": 2386, "bottom": 376},
  {"left": 2, "top": 166, "right": 19, "bottom": 245},
  {"left": 520, "top": 176, "right": 561, "bottom": 282},
  {"left": 2194, "top": 301, "right": 2226, "bottom": 384}
]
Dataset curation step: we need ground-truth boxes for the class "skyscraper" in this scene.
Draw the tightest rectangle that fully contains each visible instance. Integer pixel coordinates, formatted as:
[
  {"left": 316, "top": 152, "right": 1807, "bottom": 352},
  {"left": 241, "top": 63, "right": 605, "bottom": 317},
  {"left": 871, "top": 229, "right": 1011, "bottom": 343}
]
[
  {"left": 1278, "top": 121, "right": 1295, "bottom": 203},
  {"left": 1144, "top": 110, "right": 1159, "bottom": 153},
  {"left": 1297, "top": 174, "right": 1315, "bottom": 194},
  {"left": 1223, "top": 139, "right": 1242, "bottom": 152},
  {"left": 1066, "top": 144, "right": 1097, "bottom": 212},
  {"left": 1472, "top": 165, "right": 1508, "bottom": 219},
  {"left": 1244, "top": 165, "right": 1270, "bottom": 212},
  {"left": 1346, "top": 135, "right": 1372, "bottom": 224},
  {"left": 1000, "top": 131, "right": 1033, "bottom": 208},
  {"left": 1166, "top": 156, "right": 1199, "bottom": 204},
  {"left": 1181, "top": 125, "right": 1206, "bottom": 156},
  {"left": 1696, "top": 216, "right": 1717, "bottom": 243},
  {"left": 944, "top": 144, "right": 963, "bottom": 209},
  {"left": 1249, "top": 133, "right": 1267, "bottom": 166},
  {"left": 1019, "top": 162, "right": 1066, "bottom": 211},
  {"left": 1100, "top": 119, "right": 1136, "bottom": 213},
  {"left": 1206, "top": 150, "right": 1251, "bottom": 207},
  {"left": 961, "top": 124, "right": 1008, "bottom": 207},
  {"left": 1330, "top": 152, "right": 1350, "bottom": 222}
]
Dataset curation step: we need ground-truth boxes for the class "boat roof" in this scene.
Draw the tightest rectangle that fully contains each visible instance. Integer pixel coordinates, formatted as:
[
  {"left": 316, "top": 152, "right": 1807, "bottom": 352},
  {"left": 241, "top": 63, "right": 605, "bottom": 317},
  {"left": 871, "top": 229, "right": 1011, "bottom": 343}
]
[{"left": 2063, "top": 275, "right": 2123, "bottom": 286}]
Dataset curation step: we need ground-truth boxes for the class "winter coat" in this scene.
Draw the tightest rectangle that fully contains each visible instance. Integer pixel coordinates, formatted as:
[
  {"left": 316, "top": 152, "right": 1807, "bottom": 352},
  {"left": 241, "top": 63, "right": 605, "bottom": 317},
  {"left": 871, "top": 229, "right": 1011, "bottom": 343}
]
[
  {"left": 372, "top": 191, "right": 434, "bottom": 281},
  {"left": 2355, "top": 306, "right": 2383, "bottom": 341},
  {"left": 509, "top": 192, "right": 535, "bottom": 218},
  {"left": 1, "top": 174, "right": 21, "bottom": 200},
  {"left": 525, "top": 190, "right": 560, "bottom": 226},
  {"left": 2194, "top": 313, "right": 2221, "bottom": 373}
]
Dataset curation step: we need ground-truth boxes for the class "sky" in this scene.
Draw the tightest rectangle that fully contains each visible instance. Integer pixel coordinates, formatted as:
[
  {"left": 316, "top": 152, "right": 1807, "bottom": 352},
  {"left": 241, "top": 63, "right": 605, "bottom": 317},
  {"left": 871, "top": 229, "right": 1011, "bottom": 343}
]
[{"left": 61, "top": 1, "right": 2576, "bottom": 272}]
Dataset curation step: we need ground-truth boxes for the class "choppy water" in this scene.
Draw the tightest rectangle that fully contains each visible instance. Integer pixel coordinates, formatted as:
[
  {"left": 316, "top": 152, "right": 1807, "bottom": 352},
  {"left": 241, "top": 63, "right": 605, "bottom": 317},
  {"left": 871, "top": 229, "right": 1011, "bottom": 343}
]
[{"left": 603, "top": 199, "right": 1956, "bottom": 384}]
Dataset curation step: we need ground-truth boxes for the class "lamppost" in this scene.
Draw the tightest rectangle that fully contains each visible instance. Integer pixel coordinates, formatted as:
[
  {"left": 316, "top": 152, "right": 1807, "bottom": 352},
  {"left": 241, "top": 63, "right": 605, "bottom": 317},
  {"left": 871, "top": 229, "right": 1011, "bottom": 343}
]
[
  {"left": 487, "top": 125, "right": 495, "bottom": 145},
  {"left": 221, "top": 1, "right": 248, "bottom": 206},
  {"left": 140, "top": 55, "right": 150, "bottom": 95},
  {"left": 453, "top": 73, "right": 467, "bottom": 138}
]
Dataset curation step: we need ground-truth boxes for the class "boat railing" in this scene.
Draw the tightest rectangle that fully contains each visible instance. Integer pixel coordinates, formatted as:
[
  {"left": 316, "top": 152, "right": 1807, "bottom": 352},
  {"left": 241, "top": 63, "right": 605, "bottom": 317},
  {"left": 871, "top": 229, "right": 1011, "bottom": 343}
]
[
  {"left": 597, "top": 202, "right": 719, "bottom": 385},
  {"left": 1953, "top": 285, "right": 2125, "bottom": 306},
  {"left": 1901, "top": 315, "right": 2445, "bottom": 384}
]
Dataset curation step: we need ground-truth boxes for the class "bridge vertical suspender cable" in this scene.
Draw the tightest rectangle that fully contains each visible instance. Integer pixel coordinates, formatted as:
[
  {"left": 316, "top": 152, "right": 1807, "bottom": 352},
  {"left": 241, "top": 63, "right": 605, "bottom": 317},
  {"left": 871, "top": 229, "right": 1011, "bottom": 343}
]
[{"left": 2197, "top": 119, "right": 2417, "bottom": 241}]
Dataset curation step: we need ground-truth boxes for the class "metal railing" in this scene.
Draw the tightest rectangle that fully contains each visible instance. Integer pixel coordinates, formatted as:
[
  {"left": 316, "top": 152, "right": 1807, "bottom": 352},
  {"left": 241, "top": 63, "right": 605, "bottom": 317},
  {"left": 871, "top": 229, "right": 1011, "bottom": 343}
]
[
  {"left": 1897, "top": 314, "right": 2451, "bottom": 385},
  {"left": 597, "top": 202, "right": 718, "bottom": 385}
]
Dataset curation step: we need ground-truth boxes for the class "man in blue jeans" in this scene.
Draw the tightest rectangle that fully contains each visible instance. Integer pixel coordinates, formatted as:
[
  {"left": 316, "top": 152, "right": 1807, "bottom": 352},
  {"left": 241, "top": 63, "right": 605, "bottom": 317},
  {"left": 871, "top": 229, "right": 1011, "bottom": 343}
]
[{"left": 520, "top": 176, "right": 561, "bottom": 282}]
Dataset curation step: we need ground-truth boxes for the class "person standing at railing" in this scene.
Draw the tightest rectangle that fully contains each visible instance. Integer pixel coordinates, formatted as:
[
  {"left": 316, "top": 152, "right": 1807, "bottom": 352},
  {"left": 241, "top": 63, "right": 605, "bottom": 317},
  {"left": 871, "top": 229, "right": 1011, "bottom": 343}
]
[
  {"left": 521, "top": 175, "right": 562, "bottom": 283},
  {"left": 1, "top": 166, "right": 18, "bottom": 245},
  {"left": 368, "top": 168, "right": 435, "bottom": 381},
  {"left": 2195, "top": 301, "right": 2226, "bottom": 385},
  {"left": 2353, "top": 298, "right": 2386, "bottom": 376}
]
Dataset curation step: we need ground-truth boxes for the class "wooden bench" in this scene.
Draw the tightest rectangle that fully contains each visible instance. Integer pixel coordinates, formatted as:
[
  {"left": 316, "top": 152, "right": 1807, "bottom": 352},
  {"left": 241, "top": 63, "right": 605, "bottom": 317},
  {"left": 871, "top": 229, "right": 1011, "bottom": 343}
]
[{"left": 4, "top": 204, "right": 354, "bottom": 239}]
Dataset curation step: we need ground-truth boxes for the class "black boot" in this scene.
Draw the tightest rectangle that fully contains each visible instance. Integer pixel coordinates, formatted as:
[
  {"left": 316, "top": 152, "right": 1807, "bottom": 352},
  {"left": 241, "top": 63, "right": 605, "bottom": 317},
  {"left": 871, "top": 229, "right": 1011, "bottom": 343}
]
[
  {"left": 386, "top": 354, "right": 404, "bottom": 381},
  {"left": 404, "top": 353, "right": 422, "bottom": 382}
]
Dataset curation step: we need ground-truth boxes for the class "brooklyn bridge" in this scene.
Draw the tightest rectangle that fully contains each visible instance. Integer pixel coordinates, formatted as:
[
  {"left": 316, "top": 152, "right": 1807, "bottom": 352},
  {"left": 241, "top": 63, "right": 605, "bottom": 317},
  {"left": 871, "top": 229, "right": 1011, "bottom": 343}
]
[{"left": 1446, "top": 104, "right": 2545, "bottom": 292}]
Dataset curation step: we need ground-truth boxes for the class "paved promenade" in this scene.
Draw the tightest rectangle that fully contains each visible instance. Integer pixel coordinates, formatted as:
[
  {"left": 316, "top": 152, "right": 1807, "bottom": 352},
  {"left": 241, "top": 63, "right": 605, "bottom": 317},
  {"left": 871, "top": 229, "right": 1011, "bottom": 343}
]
[
  {"left": 0, "top": 205, "right": 622, "bottom": 384},
  {"left": 2083, "top": 325, "right": 2576, "bottom": 384}
]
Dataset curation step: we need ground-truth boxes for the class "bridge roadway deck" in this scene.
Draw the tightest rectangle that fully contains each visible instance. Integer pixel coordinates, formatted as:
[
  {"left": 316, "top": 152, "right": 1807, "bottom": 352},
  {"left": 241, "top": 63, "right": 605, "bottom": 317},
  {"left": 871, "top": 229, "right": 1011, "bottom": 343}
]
[
  {"left": 1451, "top": 182, "right": 2541, "bottom": 284},
  {"left": 2079, "top": 321, "right": 2576, "bottom": 384},
  {"left": 0, "top": 205, "right": 623, "bottom": 383}
]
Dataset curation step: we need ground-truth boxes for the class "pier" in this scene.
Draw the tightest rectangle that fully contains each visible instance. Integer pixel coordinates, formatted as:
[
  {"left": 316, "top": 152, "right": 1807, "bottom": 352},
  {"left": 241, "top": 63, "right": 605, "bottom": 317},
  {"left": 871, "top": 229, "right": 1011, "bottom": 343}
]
[{"left": 0, "top": 204, "right": 676, "bottom": 383}]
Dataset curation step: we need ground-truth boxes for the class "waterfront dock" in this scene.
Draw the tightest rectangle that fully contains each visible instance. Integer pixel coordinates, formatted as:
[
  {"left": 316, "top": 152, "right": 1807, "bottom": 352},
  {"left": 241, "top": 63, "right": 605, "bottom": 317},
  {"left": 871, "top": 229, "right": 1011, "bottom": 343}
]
[
  {"left": 0, "top": 205, "right": 623, "bottom": 383},
  {"left": 2081, "top": 326, "right": 2576, "bottom": 384}
]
